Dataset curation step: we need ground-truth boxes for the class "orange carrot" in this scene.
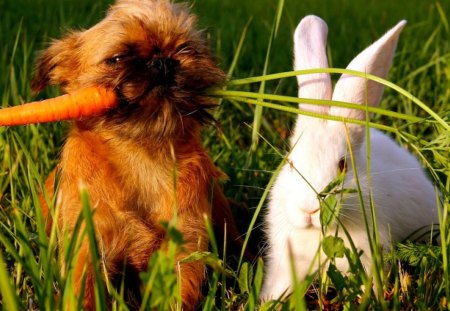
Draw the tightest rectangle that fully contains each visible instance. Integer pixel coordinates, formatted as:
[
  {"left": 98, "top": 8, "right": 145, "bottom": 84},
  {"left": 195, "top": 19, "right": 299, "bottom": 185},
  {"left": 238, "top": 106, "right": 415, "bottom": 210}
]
[{"left": 0, "top": 87, "right": 118, "bottom": 126}]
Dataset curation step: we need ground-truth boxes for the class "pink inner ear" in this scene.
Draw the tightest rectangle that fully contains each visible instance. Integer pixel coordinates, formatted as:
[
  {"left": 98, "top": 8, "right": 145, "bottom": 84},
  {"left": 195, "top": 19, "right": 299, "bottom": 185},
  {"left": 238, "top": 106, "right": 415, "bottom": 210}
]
[
  {"left": 294, "top": 15, "right": 332, "bottom": 115},
  {"left": 331, "top": 20, "right": 406, "bottom": 120}
]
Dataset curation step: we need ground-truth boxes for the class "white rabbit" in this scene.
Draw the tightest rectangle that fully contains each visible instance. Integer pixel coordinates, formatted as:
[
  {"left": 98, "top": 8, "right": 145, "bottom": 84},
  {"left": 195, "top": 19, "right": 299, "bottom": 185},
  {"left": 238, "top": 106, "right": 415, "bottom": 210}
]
[{"left": 261, "top": 15, "right": 439, "bottom": 300}]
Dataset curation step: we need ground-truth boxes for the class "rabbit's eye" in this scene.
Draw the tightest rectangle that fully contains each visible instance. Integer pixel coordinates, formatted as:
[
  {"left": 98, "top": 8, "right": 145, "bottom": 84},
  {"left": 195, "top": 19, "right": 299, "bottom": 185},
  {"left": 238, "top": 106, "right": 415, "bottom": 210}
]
[{"left": 338, "top": 158, "right": 347, "bottom": 173}]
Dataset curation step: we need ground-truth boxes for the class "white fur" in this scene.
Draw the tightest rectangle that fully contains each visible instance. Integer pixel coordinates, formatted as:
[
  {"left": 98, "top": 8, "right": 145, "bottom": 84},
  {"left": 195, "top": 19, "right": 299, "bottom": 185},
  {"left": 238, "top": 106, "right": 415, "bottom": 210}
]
[{"left": 261, "top": 16, "right": 438, "bottom": 300}]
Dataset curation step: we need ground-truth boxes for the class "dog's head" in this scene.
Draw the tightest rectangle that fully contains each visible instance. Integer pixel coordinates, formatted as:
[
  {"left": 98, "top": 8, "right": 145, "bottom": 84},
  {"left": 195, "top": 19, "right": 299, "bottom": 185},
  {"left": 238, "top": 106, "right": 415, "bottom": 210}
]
[{"left": 32, "top": 0, "right": 225, "bottom": 136}]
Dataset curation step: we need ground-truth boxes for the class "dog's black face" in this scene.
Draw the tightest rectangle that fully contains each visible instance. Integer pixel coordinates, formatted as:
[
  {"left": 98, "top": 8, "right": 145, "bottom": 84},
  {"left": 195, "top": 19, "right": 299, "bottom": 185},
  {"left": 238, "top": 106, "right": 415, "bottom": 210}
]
[
  {"left": 32, "top": 0, "right": 225, "bottom": 138},
  {"left": 102, "top": 43, "right": 181, "bottom": 101}
]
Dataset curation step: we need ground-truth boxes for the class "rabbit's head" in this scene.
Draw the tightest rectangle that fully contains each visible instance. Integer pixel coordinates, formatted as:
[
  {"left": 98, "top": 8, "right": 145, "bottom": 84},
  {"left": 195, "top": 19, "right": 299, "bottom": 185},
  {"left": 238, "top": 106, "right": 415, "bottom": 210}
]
[{"left": 285, "top": 16, "right": 406, "bottom": 228}]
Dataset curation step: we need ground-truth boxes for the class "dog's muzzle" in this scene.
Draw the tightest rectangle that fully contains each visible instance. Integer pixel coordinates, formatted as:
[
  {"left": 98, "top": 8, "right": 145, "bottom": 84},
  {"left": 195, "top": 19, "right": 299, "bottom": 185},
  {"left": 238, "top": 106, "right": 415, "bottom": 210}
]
[{"left": 147, "top": 57, "right": 179, "bottom": 85}]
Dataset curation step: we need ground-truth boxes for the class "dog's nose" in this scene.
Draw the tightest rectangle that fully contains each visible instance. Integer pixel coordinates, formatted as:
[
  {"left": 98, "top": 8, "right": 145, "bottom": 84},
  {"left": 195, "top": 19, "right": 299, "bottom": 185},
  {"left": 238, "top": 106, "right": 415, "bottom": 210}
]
[{"left": 148, "top": 57, "right": 179, "bottom": 84}]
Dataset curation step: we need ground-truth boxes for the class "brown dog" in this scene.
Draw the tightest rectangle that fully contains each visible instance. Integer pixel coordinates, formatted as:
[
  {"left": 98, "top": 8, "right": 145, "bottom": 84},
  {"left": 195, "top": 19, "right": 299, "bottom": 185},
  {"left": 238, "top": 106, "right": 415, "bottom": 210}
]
[{"left": 32, "top": 0, "right": 239, "bottom": 309}]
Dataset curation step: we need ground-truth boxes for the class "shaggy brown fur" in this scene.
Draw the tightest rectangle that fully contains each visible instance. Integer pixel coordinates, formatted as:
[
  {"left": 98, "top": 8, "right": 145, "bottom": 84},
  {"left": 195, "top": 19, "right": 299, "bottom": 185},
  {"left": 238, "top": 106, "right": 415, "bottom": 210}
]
[{"left": 33, "top": 0, "right": 240, "bottom": 309}]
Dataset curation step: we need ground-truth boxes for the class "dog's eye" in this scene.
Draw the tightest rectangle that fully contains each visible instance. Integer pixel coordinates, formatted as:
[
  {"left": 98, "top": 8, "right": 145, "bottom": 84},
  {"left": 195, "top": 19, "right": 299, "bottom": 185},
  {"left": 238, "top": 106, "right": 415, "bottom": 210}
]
[
  {"left": 175, "top": 43, "right": 195, "bottom": 55},
  {"left": 105, "top": 54, "right": 127, "bottom": 65},
  {"left": 338, "top": 158, "right": 347, "bottom": 173}
]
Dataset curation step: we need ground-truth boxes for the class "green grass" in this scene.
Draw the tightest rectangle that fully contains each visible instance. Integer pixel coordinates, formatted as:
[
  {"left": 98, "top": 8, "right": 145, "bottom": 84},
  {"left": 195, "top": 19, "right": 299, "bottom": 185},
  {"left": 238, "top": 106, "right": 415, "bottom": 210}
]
[{"left": 0, "top": 0, "right": 449, "bottom": 310}]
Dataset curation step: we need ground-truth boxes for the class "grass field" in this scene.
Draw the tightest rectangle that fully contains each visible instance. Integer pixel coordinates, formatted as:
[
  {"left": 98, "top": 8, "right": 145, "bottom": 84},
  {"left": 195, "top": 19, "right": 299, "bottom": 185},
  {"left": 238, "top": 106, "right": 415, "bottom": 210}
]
[{"left": 0, "top": 0, "right": 449, "bottom": 309}]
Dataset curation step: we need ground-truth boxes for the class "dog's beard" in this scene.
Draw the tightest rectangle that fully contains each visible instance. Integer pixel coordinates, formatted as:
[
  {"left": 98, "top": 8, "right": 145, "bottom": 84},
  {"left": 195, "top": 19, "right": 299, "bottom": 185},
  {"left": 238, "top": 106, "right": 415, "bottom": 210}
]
[{"left": 100, "top": 55, "right": 221, "bottom": 140}]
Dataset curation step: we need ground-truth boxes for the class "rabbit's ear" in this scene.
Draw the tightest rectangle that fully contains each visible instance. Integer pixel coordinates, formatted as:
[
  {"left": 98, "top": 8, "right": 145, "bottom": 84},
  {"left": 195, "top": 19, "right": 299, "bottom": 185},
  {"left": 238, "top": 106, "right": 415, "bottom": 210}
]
[
  {"left": 294, "top": 15, "right": 332, "bottom": 114},
  {"left": 331, "top": 21, "right": 406, "bottom": 120}
]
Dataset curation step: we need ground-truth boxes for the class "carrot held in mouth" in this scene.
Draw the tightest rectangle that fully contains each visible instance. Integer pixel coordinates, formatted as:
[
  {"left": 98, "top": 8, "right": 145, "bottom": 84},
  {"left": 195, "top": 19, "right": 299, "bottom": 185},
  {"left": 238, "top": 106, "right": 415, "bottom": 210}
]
[{"left": 0, "top": 87, "right": 118, "bottom": 126}]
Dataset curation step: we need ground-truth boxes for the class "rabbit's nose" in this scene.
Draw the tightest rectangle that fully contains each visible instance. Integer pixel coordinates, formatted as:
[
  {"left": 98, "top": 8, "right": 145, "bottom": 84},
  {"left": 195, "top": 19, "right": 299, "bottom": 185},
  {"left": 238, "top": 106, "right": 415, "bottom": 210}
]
[
  {"left": 303, "top": 208, "right": 319, "bottom": 226},
  {"left": 304, "top": 214, "right": 312, "bottom": 226}
]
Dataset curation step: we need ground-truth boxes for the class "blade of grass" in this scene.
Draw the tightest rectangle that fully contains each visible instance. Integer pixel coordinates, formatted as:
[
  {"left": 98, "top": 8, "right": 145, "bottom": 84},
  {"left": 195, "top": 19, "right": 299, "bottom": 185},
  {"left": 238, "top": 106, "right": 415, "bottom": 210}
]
[
  {"left": 215, "top": 17, "right": 253, "bottom": 122},
  {"left": 202, "top": 214, "right": 220, "bottom": 311},
  {"left": 80, "top": 188, "right": 107, "bottom": 311},
  {"left": 363, "top": 89, "right": 385, "bottom": 305},
  {"left": 211, "top": 89, "right": 423, "bottom": 123},
  {"left": 227, "top": 17, "right": 253, "bottom": 78},
  {"left": 218, "top": 95, "right": 396, "bottom": 133},
  {"left": 251, "top": 0, "right": 284, "bottom": 150},
  {"left": 437, "top": 190, "right": 449, "bottom": 301},
  {"left": 226, "top": 68, "right": 450, "bottom": 130},
  {"left": 237, "top": 130, "right": 287, "bottom": 270},
  {"left": 0, "top": 250, "right": 21, "bottom": 311},
  {"left": 435, "top": 2, "right": 449, "bottom": 34},
  {"left": 12, "top": 132, "right": 49, "bottom": 257}
]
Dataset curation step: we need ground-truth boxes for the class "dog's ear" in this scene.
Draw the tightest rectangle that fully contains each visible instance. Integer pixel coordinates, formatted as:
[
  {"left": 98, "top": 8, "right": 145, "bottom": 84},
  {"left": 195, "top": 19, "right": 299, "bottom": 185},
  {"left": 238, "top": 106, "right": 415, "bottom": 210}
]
[{"left": 32, "top": 32, "right": 82, "bottom": 93}]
